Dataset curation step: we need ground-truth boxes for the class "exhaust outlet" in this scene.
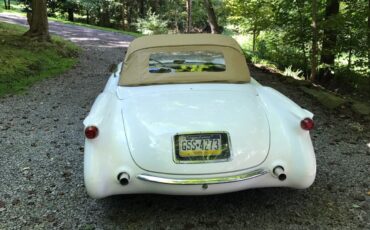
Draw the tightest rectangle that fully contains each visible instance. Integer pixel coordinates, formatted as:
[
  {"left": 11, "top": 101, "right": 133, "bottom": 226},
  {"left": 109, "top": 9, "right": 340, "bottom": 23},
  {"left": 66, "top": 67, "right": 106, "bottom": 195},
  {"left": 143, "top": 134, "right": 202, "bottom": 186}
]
[
  {"left": 273, "top": 166, "right": 287, "bottom": 181},
  {"left": 117, "top": 172, "right": 130, "bottom": 186}
]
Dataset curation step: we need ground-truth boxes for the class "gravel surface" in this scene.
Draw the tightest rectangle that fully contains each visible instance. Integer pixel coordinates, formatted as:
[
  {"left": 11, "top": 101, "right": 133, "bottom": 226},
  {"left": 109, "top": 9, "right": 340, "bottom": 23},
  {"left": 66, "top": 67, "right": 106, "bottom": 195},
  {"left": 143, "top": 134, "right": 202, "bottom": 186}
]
[{"left": 1, "top": 14, "right": 369, "bottom": 230}]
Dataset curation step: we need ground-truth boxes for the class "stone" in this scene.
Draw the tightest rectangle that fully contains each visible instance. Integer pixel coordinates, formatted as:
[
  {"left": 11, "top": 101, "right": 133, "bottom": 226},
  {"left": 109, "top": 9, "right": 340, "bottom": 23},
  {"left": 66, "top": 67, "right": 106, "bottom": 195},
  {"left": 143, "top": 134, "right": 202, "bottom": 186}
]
[
  {"left": 300, "top": 87, "right": 347, "bottom": 109},
  {"left": 351, "top": 102, "right": 370, "bottom": 116}
]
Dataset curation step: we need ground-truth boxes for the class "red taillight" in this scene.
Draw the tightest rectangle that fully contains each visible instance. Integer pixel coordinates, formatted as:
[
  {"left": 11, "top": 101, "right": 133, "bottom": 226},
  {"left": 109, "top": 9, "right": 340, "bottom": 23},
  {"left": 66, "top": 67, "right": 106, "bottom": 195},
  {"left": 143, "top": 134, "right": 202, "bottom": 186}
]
[
  {"left": 301, "top": 118, "right": 314, "bottom": 130},
  {"left": 85, "top": 126, "right": 99, "bottom": 139}
]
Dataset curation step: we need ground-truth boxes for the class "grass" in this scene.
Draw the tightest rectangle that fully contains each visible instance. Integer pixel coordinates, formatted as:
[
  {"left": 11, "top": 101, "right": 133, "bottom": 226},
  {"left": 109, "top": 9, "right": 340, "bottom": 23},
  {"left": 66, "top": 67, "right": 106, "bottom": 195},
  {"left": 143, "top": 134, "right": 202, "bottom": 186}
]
[
  {"left": 0, "top": 0, "right": 24, "bottom": 14},
  {"left": 0, "top": 22, "right": 80, "bottom": 97}
]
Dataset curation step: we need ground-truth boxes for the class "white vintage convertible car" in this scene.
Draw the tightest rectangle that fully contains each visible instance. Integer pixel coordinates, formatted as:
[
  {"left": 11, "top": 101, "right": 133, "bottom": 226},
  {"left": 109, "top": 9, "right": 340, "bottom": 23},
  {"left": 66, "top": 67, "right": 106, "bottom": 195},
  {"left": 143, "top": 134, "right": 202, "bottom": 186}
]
[{"left": 83, "top": 34, "right": 316, "bottom": 199}]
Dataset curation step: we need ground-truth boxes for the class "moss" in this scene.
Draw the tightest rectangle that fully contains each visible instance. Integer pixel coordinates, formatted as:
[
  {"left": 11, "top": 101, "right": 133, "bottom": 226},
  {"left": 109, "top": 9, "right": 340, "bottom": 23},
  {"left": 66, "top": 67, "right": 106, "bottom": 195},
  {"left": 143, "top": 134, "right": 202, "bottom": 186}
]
[
  {"left": 300, "top": 87, "right": 347, "bottom": 109},
  {"left": 284, "top": 77, "right": 312, "bottom": 87},
  {"left": 351, "top": 102, "right": 370, "bottom": 116},
  {"left": 0, "top": 22, "right": 80, "bottom": 97}
]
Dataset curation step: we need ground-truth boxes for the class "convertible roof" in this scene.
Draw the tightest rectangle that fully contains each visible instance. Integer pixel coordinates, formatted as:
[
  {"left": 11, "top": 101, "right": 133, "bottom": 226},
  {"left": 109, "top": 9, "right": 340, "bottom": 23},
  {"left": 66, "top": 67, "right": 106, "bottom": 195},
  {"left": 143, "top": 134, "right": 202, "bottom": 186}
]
[
  {"left": 125, "top": 34, "right": 244, "bottom": 59},
  {"left": 120, "top": 34, "right": 251, "bottom": 86}
]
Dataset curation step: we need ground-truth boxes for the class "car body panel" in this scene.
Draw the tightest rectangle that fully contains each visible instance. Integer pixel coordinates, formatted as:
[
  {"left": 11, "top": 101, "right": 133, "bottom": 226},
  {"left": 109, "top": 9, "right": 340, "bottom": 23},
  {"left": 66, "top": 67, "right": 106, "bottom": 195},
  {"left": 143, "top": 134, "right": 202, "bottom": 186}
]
[
  {"left": 83, "top": 35, "right": 316, "bottom": 199},
  {"left": 118, "top": 84, "right": 270, "bottom": 174}
]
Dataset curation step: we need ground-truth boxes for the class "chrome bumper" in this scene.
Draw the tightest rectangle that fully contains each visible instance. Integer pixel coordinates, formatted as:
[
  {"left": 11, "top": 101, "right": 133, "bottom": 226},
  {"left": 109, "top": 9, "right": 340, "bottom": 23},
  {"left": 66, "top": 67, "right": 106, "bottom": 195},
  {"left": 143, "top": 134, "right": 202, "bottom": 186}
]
[{"left": 137, "top": 168, "right": 269, "bottom": 185}]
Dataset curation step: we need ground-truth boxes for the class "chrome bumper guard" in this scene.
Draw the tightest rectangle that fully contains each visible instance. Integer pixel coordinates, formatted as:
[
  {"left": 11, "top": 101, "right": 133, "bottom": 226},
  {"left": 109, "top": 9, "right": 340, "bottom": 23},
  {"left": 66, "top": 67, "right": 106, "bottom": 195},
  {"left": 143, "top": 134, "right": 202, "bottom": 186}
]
[{"left": 137, "top": 168, "right": 269, "bottom": 185}]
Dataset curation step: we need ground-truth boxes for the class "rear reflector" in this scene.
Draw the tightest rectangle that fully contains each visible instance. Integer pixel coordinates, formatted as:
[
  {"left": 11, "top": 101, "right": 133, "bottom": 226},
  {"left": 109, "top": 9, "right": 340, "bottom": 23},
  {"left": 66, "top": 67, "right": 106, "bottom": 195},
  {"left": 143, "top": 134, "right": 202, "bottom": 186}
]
[
  {"left": 85, "top": 126, "right": 99, "bottom": 139},
  {"left": 301, "top": 118, "right": 314, "bottom": 130}
]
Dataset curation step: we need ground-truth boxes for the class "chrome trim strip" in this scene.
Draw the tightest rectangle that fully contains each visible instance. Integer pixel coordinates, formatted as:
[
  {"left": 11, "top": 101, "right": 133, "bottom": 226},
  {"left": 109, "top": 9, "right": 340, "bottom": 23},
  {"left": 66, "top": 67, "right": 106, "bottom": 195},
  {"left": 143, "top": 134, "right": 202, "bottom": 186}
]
[{"left": 137, "top": 169, "right": 269, "bottom": 185}]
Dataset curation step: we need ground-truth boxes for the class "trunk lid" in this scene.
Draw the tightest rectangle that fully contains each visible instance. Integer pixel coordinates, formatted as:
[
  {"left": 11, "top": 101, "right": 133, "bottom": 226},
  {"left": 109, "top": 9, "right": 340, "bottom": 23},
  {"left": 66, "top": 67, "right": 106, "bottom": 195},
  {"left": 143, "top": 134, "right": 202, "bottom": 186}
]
[{"left": 118, "top": 84, "right": 270, "bottom": 175}]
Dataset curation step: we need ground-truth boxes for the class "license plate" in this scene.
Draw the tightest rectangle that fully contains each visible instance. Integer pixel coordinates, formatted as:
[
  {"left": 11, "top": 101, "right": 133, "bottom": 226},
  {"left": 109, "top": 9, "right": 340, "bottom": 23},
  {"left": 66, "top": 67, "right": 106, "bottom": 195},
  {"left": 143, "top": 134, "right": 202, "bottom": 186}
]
[
  {"left": 174, "top": 133, "right": 230, "bottom": 162},
  {"left": 179, "top": 134, "right": 222, "bottom": 157}
]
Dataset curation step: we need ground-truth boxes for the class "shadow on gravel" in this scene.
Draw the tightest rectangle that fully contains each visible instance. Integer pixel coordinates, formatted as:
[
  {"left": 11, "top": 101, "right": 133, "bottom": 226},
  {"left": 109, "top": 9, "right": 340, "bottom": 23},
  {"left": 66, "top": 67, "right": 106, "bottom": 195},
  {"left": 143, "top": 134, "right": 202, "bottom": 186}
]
[{"left": 95, "top": 188, "right": 329, "bottom": 227}]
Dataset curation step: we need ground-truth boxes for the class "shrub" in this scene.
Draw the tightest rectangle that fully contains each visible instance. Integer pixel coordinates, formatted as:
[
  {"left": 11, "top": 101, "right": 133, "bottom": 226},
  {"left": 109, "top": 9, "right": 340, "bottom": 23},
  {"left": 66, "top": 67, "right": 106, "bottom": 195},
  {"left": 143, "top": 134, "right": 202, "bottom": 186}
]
[
  {"left": 333, "top": 68, "right": 370, "bottom": 99},
  {"left": 135, "top": 10, "right": 168, "bottom": 35},
  {"left": 283, "top": 66, "right": 304, "bottom": 80}
]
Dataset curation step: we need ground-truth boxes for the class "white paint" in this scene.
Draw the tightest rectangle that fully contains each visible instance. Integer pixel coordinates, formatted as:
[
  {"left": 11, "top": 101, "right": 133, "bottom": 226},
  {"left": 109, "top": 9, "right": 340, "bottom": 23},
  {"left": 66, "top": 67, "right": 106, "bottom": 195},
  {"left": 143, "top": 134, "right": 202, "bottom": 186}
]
[{"left": 83, "top": 62, "right": 316, "bottom": 199}]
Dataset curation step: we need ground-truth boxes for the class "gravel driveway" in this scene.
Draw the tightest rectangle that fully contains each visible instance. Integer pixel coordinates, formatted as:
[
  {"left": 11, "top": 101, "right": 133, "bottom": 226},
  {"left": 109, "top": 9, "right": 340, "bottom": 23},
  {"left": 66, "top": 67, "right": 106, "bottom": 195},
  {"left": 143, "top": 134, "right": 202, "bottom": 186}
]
[{"left": 0, "top": 13, "right": 369, "bottom": 230}]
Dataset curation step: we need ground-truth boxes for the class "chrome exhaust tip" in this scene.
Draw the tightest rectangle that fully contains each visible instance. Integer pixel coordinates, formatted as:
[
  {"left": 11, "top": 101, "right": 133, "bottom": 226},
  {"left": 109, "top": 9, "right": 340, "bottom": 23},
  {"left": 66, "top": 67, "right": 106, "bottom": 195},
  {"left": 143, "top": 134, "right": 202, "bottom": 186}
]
[
  {"left": 273, "top": 166, "right": 287, "bottom": 181},
  {"left": 117, "top": 172, "right": 130, "bottom": 186}
]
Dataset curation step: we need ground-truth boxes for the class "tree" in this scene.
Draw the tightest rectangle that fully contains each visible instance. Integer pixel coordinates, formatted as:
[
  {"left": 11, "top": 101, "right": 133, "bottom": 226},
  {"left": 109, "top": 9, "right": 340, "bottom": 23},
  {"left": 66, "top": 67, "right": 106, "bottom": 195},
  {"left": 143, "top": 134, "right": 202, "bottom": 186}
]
[
  {"left": 203, "top": 0, "right": 221, "bottom": 34},
  {"left": 311, "top": 0, "right": 318, "bottom": 81},
  {"left": 24, "top": 0, "right": 50, "bottom": 42},
  {"left": 186, "top": 0, "right": 192, "bottom": 33},
  {"left": 318, "top": 0, "right": 340, "bottom": 85},
  {"left": 368, "top": 0, "right": 370, "bottom": 72},
  {"left": 226, "top": 0, "right": 273, "bottom": 52},
  {"left": 64, "top": 0, "right": 78, "bottom": 22},
  {"left": 3, "top": 0, "right": 10, "bottom": 10},
  {"left": 138, "top": 0, "right": 145, "bottom": 18}
]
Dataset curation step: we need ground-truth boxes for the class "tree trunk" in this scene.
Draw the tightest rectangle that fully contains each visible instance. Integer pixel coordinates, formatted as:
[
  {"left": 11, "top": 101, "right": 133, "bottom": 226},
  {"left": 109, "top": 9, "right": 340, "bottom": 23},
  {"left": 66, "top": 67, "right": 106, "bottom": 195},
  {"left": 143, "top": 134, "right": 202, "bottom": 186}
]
[
  {"left": 186, "top": 0, "right": 192, "bottom": 33},
  {"left": 3, "top": 0, "right": 8, "bottom": 10},
  {"left": 174, "top": 8, "right": 179, "bottom": 33},
  {"left": 121, "top": 0, "right": 126, "bottom": 30},
  {"left": 368, "top": 0, "right": 370, "bottom": 72},
  {"left": 127, "top": 2, "right": 132, "bottom": 27},
  {"left": 99, "top": 2, "right": 110, "bottom": 27},
  {"left": 203, "top": 0, "right": 221, "bottom": 34},
  {"left": 153, "top": 0, "right": 160, "bottom": 14},
  {"left": 7, "top": 0, "right": 10, "bottom": 9},
  {"left": 24, "top": 0, "right": 50, "bottom": 42},
  {"left": 297, "top": 0, "right": 308, "bottom": 78},
  {"left": 86, "top": 10, "right": 90, "bottom": 24},
  {"left": 252, "top": 25, "right": 257, "bottom": 52},
  {"left": 318, "top": 0, "right": 339, "bottom": 86},
  {"left": 311, "top": 0, "right": 318, "bottom": 81},
  {"left": 67, "top": 8, "right": 74, "bottom": 22},
  {"left": 138, "top": 0, "right": 145, "bottom": 18},
  {"left": 348, "top": 47, "right": 352, "bottom": 70},
  {"left": 27, "top": 11, "right": 32, "bottom": 25}
]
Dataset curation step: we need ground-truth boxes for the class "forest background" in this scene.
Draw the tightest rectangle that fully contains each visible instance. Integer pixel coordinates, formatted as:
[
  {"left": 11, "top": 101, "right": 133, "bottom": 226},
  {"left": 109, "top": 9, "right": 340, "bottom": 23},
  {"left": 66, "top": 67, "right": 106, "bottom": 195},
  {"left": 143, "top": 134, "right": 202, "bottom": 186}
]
[{"left": 2, "top": 0, "right": 369, "bottom": 100}]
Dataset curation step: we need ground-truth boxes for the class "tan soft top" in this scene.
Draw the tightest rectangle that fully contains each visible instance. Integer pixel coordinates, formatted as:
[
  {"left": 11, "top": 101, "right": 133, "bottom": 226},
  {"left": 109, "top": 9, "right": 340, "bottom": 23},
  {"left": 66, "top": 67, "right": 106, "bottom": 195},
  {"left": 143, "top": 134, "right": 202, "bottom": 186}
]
[{"left": 120, "top": 34, "right": 251, "bottom": 86}]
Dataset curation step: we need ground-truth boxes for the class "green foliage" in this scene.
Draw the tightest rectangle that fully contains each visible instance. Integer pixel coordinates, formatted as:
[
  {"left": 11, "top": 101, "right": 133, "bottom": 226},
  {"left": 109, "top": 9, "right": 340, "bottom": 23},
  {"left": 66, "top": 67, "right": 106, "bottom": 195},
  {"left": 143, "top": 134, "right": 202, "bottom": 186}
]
[
  {"left": 226, "top": 0, "right": 273, "bottom": 33},
  {"left": 2, "top": 0, "right": 368, "bottom": 100},
  {"left": 135, "top": 9, "right": 168, "bottom": 35},
  {"left": 0, "top": 22, "right": 79, "bottom": 97},
  {"left": 332, "top": 68, "right": 370, "bottom": 99},
  {"left": 0, "top": 0, "right": 24, "bottom": 13},
  {"left": 336, "top": 0, "right": 368, "bottom": 74}
]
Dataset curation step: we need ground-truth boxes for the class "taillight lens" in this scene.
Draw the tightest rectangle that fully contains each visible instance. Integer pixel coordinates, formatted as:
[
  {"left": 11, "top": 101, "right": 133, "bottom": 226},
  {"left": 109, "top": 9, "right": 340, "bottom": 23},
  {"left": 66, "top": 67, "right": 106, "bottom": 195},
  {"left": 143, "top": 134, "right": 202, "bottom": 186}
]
[
  {"left": 301, "top": 118, "right": 314, "bottom": 130},
  {"left": 85, "top": 126, "right": 99, "bottom": 139}
]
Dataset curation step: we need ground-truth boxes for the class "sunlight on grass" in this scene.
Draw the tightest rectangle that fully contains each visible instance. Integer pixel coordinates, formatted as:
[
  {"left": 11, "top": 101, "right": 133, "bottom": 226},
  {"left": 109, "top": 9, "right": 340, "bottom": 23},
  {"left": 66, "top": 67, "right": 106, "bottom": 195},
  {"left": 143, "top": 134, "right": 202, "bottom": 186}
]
[
  {"left": 0, "top": 0, "right": 24, "bottom": 14},
  {"left": 0, "top": 22, "right": 80, "bottom": 97}
]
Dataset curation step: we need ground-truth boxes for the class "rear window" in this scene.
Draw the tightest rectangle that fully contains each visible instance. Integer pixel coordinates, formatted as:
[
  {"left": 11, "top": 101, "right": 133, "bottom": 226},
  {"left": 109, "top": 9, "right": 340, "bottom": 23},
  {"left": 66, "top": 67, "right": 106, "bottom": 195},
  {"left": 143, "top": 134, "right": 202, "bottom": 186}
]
[{"left": 149, "top": 51, "right": 226, "bottom": 73}]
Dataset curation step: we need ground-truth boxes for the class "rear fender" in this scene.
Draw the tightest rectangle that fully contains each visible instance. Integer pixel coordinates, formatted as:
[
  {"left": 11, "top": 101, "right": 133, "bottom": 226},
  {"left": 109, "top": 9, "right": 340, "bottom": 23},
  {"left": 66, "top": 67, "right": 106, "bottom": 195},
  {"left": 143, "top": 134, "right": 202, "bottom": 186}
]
[
  {"left": 84, "top": 63, "right": 122, "bottom": 127},
  {"left": 257, "top": 86, "right": 313, "bottom": 120},
  {"left": 256, "top": 86, "right": 316, "bottom": 188},
  {"left": 83, "top": 92, "right": 117, "bottom": 127}
]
